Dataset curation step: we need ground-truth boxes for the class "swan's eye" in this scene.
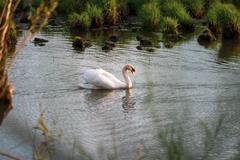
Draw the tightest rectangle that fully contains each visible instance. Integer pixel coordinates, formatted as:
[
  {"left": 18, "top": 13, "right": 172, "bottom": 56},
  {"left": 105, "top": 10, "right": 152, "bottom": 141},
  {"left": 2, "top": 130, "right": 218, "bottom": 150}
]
[{"left": 131, "top": 67, "right": 135, "bottom": 72}]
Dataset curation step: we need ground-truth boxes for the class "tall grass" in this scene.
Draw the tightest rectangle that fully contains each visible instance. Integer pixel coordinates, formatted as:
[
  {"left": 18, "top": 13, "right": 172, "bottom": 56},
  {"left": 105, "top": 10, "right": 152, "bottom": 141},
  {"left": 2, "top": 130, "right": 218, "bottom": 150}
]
[
  {"left": 161, "top": 1, "right": 194, "bottom": 30},
  {"left": 7, "top": 21, "right": 17, "bottom": 46},
  {"left": 86, "top": 4, "right": 103, "bottom": 28},
  {"left": 139, "top": 1, "right": 161, "bottom": 30},
  {"left": 206, "top": 2, "right": 240, "bottom": 38},
  {"left": 123, "top": 0, "right": 148, "bottom": 16},
  {"left": 206, "top": 2, "right": 221, "bottom": 33},
  {"left": 58, "top": 0, "right": 86, "bottom": 14},
  {"left": 181, "top": 0, "right": 204, "bottom": 18},
  {"left": 68, "top": 12, "right": 91, "bottom": 30},
  {"left": 161, "top": 17, "right": 179, "bottom": 34},
  {"left": 104, "top": 0, "right": 119, "bottom": 25}
]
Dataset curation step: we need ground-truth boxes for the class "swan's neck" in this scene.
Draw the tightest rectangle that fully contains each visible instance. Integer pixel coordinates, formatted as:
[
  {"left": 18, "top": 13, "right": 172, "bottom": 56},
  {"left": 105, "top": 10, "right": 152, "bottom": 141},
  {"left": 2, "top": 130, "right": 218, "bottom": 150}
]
[{"left": 122, "top": 68, "right": 132, "bottom": 88}]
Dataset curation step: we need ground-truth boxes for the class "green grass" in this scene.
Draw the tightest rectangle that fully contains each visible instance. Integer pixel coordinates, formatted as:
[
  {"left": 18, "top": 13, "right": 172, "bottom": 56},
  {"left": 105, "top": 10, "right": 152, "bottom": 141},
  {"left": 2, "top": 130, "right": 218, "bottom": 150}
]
[
  {"left": 181, "top": 0, "right": 204, "bottom": 18},
  {"left": 68, "top": 12, "right": 91, "bottom": 30},
  {"left": 0, "top": 0, "right": 4, "bottom": 11},
  {"left": 86, "top": 4, "right": 103, "bottom": 28},
  {"left": 7, "top": 21, "right": 17, "bottom": 45},
  {"left": 207, "top": 2, "right": 240, "bottom": 37},
  {"left": 58, "top": 0, "right": 86, "bottom": 14},
  {"left": 206, "top": 2, "right": 221, "bottom": 32},
  {"left": 139, "top": 1, "right": 161, "bottom": 30},
  {"left": 161, "top": 1, "right": 194, "bottom": 30},
  {"left": 104, "top": 0, "right": 119, "bottom": 25},
  {"left": 161, "top": 17, "right": 179, "bottom": 34}
]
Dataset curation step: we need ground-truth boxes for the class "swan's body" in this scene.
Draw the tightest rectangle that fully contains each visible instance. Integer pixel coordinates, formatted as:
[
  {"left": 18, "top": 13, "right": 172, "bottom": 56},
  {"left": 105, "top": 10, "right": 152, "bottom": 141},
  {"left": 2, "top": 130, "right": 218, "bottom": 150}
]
[{"left": 80, "top": 64, "right": 135, "bottom": 89}]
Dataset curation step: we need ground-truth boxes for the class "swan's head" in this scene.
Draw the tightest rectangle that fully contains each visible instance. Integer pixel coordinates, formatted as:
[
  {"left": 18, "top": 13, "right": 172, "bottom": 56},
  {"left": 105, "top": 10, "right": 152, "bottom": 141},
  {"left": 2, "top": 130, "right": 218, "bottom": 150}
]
[{"left": 124, "top": 64, "right": 135, "bottom": 74}]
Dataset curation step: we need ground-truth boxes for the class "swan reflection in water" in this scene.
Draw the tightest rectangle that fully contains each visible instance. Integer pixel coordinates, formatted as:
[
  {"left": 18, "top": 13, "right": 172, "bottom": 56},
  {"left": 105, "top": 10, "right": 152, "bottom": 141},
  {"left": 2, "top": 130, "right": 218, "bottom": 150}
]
[
  {"left": 122, "top": 89, "right": 136, "bottom": 113},
  {"left": 84, "top": 89, "right": 136, "bottom": 113}
]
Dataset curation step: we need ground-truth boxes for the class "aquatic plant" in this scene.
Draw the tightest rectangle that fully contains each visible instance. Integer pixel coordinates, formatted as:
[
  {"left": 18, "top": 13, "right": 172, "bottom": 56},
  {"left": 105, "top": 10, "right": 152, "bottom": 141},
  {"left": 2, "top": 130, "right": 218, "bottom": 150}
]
[
  {"left": 7, "top": 21, "right": 17, "bottom": 46},
  {"left": 206, "top": 2, "right": 240, "bottom": 38},
  {"left": 104, "top": 0, "right": 119, "bottom": 25},
  {"left": 181, "top": 0, "right": 204, "bottom": 18},
  {"left": 121, "top": 0, "right": 148, "bottom": 16},
  {"left": 139, "top": 0, "right": 161, "bottom": 30},
  {"left": 161, "top": 17, "right": 179, "bottom": 34},
  {"left": 68, "top": 12, "right": 91, "bottom": 30},
  {"left": 57, "top": 0, "right": 86, "bottom": 14},
  {"left": 86, "top": 4, "right": 103, "bottom": 28},
  {"left": 206, "top": 2, "right": 221, "bottom": 33},
  {"left": 161, "top": 1, "right": 194, "bottom": 31},
  {"left": 33, "top": 112, "right": 62, "bottom": 160},
  {"left": 0, "top": 0, "right": 4, "bottom": 11}
]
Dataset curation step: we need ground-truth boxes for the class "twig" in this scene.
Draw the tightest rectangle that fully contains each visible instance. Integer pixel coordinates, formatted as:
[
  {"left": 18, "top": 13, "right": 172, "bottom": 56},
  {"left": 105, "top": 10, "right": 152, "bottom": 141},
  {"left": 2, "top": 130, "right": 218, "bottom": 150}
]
[{"left": 0, "top": 150, "right": 21, "bottom": 160}]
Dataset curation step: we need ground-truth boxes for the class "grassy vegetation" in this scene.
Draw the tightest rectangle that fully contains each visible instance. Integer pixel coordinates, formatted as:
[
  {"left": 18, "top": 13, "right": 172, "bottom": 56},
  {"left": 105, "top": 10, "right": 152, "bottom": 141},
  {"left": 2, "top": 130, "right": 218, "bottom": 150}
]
[
  {"left": 58, "top": 0, "right": 86, "bottom": 14},
  {"left": 161, "top": 1, "right": 195, "bottom": 30},
  {"left": 181, "top": 0, "right": 205, "bottom": 18},
  {"left": 160, "top": 17, "right": 179, "bottom": 34},
  {"left": 86, "top": 4, "right": 103, "bottom": 28},
  {"left": 55, "top": 0, "right": 240, "bottom": 37},
  {"left": 138, "top": 1, "right": 161, "bottom": 30},
  {"left": 104, "top": 0, "right": 119, "bottom": 25},
  {"left": 68, "top": 12, "right": 91, "bottom": 30},
  {"left": 7, "top": 21, "right": 18, "bottom": 46},
  {"left": 206, "top": 2, "right": 240, "bottom": 38}
]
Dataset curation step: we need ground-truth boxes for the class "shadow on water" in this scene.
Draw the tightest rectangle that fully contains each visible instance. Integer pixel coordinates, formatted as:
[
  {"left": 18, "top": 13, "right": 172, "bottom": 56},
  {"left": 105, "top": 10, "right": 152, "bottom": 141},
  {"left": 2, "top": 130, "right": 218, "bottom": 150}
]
[{"left": 218, "top": 38, "right": 240, "bottom": 61}]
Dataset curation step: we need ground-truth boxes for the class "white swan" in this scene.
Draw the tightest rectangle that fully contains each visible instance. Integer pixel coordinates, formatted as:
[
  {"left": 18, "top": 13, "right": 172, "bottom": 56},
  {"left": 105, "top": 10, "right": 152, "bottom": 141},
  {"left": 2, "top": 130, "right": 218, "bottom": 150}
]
[{"left": 80, "top": 64, "right": 135, "bottom": 89}]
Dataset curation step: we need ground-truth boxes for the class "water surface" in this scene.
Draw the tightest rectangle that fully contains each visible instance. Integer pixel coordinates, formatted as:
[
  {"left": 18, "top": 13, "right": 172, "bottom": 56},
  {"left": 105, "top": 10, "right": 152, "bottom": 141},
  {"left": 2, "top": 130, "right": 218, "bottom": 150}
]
[{"left": 0, "top": 26, "right": 240, "bottom": 160}]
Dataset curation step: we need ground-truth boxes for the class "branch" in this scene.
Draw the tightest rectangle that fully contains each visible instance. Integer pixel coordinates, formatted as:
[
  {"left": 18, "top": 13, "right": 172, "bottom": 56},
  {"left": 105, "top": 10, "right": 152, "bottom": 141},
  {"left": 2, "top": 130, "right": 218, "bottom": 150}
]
[{"left": 0, "top": 150, "right": 21, "bottom": 160}]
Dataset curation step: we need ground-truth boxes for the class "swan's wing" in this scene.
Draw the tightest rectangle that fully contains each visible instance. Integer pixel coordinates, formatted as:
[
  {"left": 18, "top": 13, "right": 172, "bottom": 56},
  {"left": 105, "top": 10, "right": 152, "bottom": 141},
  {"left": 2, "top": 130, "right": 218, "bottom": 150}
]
[
  {"left": 97, "top": 69, "right": 124, "bottom": 84},
  {"left": 83, "top": 69, "right": 115, "bottom": 89}
]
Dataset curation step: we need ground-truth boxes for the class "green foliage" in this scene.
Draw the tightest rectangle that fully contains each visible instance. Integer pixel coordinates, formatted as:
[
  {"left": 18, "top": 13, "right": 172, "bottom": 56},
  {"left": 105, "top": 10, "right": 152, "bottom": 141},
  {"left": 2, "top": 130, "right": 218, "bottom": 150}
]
[
  {"left": 139, "top": 1, "right": 161, "bottom": 30},
  {"left": 207, "top": 2, "right": 240, "bottom": 36},
  {"left": 206, "top": 2, "right": 220, "bottom": 31},
  {"left": 58, "top": 0, "right": 86, "bottom": 14},
  {"left": 68, "top": 12, "right": 91, "bottom": 30},
  {"left": 161, "top": 17, "right": 179, "bottom": 34},
  {"left": 181, "top": 0, "right": 204, "bottom": 18},
  {"left": 217, "top": 3, "right": 240, "bottom": 26},
  {"left": 161, "top": 1, "right": 194, "bottom": 28},
  {"left": 7, "top": 21, "right": 17, "bottom": 45},
  {"left": 86, "top": 4, "right": 103, "bottom": 28},
  {"left": 104, "top": 0, "right": 119, "bottom": 25},
  {"left": 124, "top": 0, "right": 148, "bottom": 15},
  {"left": 32, "top": 0, "right": 42, "bottom": 9},
  {"left": 0, "top": 0, "right": 4, "bottom": 11}
]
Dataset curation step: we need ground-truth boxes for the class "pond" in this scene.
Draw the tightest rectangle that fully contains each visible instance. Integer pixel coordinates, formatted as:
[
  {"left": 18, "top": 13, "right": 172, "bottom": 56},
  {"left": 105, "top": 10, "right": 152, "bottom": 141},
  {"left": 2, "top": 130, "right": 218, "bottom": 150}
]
[{"left": 0, "top": 24, "right": 240, "bottom": 160}]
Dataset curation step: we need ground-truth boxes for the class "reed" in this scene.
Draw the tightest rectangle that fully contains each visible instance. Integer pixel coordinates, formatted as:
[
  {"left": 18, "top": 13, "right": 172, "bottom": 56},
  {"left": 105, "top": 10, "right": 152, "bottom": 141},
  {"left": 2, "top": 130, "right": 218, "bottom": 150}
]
[
  {"left": 86, "top": 4, "right": 103, "bottom": 28},
  {"left": 181, "top": 0, "right": 204, "bottom": 18},
  {"left": 58, "top": 0, "right": 85, "bottom": 14},
  {"left": 161, "top": 17, "right": 179, "bottom": 34},
  {"left": 161, "top": 1, "right": 194, "bottom": 30},
  {"left": 68, "top": 12, "right": 91, "bottom": 30},
  {"left": 139, "top": 0, "right": 161, "bottom": 30},
  {"left": 104, "top": 0, "right": 119, "bottom": 25},
  {"left": 206, "top": 2, "right": 240, "bottom": 38}
]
